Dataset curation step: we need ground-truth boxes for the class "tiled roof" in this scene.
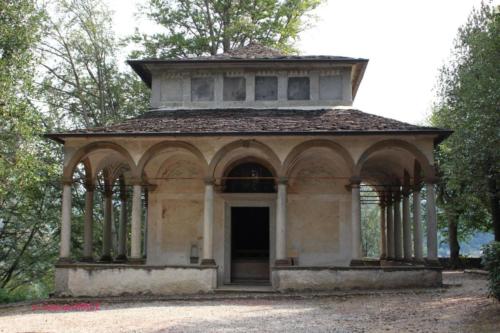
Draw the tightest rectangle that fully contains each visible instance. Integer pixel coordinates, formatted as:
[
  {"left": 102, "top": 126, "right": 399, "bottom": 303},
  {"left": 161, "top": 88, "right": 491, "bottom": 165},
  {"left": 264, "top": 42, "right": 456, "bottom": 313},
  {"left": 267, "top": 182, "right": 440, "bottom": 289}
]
[
  {"left": 188, "top": 42, "right": 286, "bottom": 60},
  {"left": 47, "top": 108, "right": 451, "bottom": 142}
]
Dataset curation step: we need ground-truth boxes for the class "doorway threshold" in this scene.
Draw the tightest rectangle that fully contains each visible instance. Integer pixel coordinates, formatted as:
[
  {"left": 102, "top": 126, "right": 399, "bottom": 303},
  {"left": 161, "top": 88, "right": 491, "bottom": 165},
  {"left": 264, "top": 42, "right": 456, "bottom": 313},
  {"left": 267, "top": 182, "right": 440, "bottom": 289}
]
[{"left": 216, "top": 284, "right": 274, "bottom": 293}]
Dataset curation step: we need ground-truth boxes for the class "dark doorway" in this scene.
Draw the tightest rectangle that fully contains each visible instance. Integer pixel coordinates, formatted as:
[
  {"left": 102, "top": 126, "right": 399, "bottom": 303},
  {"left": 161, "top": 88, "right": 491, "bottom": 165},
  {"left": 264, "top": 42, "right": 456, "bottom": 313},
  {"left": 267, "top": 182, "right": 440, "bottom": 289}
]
[{"left": 231, "top": 207, "right": 270, "bottom": 282}]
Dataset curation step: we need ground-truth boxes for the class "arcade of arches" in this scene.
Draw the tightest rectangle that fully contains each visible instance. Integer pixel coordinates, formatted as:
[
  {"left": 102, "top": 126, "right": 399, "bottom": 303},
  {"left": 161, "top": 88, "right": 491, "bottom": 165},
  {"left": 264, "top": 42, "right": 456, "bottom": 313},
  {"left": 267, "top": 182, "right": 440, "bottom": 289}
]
[{"left": 58, "top": 136, "right": 440, "bottom": 278}]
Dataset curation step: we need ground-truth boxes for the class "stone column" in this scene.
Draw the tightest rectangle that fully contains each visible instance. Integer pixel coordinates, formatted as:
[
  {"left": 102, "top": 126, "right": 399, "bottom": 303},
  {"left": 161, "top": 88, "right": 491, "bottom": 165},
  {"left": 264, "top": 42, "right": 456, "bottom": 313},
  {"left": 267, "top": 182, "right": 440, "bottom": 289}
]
[
  {"left": 426, "top": 182, "right": 438, "bottom": 263},
  {"left": 402, "top": 191, "right": 412, "bottom": 261},
  {"left": 275, "top": 178, "right": 289, "bottom": 265},
  {"left": 379, "top": 200, "right": 387, "bottom": 259},
  {"left": 386, "top": 197, "right": 394, "bottom": 259},
  {"left": 143, "top": 188, "right": 149, "bottom": 258},
  {"left": 201, "top": 179, "right": 216, "bottom": 265},
  {"left": 59, "top": 181, "right": 72, "bottom": 261},
  {"left": 100, "top": 185, "right": 113, "bottom": 262},
  {"left": 116, "top": 185, "right": 128, "bottom": 261},
  {"left": 81, "top": 184, "right": 94, "bottom": 261},
  {"left": 393, "top": 191, "right": 403, "bottom": 260},
  {"left": 412, "top": 186, "right": 424, "bottom": 261},
  {"left": 350, "top": 179, "right": 362, "bottom": 262},
  {"left": 130, "top": 184, "right": 142, "bottom": 261}
]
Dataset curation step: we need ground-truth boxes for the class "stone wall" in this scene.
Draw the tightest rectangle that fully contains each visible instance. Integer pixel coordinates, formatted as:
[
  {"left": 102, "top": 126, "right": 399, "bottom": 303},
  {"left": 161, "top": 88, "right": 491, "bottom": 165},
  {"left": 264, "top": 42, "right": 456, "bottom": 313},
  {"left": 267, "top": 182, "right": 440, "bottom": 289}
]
[
  {"left": 55, "top": 264, "right": 217, "bottom": 297},
  {"left": 272, "top": 266, "right": 442, "bottom": 291},
  {"left": 150, "top": 68, "right": 353, "bottom": 109}
]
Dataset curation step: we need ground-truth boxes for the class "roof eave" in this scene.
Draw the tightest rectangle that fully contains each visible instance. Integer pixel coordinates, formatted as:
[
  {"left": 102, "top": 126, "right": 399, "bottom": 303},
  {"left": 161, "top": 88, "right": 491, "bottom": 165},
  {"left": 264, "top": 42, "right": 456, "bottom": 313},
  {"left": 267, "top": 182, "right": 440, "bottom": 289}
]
[{"left": 45, "top": 129, "right": 453, "bottom": 143}]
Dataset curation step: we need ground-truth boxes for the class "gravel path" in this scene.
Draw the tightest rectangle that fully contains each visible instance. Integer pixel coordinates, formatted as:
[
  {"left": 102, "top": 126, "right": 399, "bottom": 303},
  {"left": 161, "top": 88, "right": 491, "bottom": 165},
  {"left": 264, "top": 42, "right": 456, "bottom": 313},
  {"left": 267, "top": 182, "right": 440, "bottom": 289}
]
[{"left": 0, "top": 271, "right": 498, "bottom": 333}]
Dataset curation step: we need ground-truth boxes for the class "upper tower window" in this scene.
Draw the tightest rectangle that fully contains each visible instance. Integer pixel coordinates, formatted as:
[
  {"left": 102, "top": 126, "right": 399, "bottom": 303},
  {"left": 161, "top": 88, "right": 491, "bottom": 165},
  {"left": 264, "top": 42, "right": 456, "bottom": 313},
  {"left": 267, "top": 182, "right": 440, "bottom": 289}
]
[
  {"left": 287, "top": 77, "right": 310, "bottom": 100},
  {"left": 223, "top": 77, "right": 246, "bottom": 101},
  {"left": 191, "top": 77, "right": 214, "bottom": 101},
  {"left": 255, "top": 76, "right": 278, "bottom": 101},
  {"left": 319, "top": 75, "right": 343, "bottom": 100}
]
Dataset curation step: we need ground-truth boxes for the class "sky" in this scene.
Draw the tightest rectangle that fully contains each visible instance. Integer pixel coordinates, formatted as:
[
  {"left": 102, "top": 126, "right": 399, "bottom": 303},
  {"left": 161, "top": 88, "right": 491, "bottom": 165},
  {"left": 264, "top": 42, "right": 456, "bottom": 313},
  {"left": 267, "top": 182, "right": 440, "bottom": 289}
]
[{"left": 107, "top": 0, "right": 496, "bottom": 124}]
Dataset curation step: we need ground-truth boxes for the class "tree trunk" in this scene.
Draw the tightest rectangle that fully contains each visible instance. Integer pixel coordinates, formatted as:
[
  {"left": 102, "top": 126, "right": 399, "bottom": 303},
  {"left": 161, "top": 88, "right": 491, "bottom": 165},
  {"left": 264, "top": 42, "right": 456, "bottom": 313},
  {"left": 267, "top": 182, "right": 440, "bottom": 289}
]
[
  {"left": 488, "top": 177, "right": 500, "bottom": 241},
  {"left": 448, "top": 216, "right": 461, "bottom": 269}
]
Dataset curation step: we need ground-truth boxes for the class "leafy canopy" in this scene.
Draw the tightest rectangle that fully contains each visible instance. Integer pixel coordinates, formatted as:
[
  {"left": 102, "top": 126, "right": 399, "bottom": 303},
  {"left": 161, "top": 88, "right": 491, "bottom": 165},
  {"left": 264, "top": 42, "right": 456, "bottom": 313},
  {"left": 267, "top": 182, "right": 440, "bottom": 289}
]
[
  {"left": 431, "top": 2, "right": 500, "bottom": 238},
  {"left": 132, "top": 0, "right": 323, "bottom": 58}
]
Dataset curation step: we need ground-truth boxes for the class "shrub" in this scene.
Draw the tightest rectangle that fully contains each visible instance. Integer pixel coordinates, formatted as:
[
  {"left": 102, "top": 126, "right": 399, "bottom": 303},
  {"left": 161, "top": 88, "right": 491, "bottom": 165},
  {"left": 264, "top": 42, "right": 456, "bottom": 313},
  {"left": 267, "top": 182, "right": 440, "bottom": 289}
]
[{"left": 482, "top": 241, "right": 500, "bottom": 301}]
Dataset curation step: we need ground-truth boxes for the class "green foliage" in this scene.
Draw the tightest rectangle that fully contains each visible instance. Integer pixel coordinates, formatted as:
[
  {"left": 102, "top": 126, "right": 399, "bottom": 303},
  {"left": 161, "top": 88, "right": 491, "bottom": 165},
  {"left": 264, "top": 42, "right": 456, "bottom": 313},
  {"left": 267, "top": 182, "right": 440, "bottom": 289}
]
[
  {"left": 131, "top": 0, "right": 324, "bottom": 58},
  {"left": 361, "top": 203, "right": 381, "bottom": 258},
  {"left": 39, "top": 0, "right": 149, "bottom": 129},
  {"left": 0, "top": 0, "right": 60, "bottom": 297},
  {"left": 482, "top": 241, "right": 500, "bottom": 300},
  {"left": 431, "top": 2, "right": 500, "bottom": 243}
]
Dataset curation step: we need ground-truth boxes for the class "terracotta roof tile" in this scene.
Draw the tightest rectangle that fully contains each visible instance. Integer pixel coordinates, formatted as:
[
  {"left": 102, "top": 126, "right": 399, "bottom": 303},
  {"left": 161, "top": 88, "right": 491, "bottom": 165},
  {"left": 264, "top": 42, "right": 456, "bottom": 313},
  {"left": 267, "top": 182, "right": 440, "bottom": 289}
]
[{"left": 51, "top": 108, "right": 450, "bottom": 139}]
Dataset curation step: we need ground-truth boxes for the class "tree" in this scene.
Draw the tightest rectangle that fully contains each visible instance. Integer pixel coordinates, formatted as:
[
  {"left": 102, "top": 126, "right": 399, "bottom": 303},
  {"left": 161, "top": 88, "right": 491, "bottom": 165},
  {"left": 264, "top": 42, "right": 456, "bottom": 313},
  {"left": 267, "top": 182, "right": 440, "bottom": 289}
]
[
  {"left": 39, "top": 0, "right": 149, "bottom": 130},
  {"left": 431, "top": 2, "right": 500, "bottom": 264},
  {"left": 38, "top": 0, "right": 151, "bottom": 262},
  {"left": 361, "top": 200, "right": 381, "bottom": 258},
  {"left": 0, "top": 0, "right": 60, "bottom": 298},
  {"left": 131, "top": 0, "right": 323, "bottom": 58}
]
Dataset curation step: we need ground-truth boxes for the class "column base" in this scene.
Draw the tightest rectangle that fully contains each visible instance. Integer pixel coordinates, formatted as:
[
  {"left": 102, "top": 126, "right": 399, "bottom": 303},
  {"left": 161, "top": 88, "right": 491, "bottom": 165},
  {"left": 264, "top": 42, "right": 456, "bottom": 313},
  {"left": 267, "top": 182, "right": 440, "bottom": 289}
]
[
  {"left": 350, "top": 259, "right": 365, "bottom": 266},
  {"left": 99, "top": 255, "right": 113, "bottom": 262},
  {"left": 57, "top": 257, "right": 74, "bottom": 264},
  {"left": 114, "top": 254, "right": 128, "bottom": 262},
  {"left": 275, "top": 259, "right": 291, "bottom": 266},
  {"left": 128, "top": 257, "right": 146, "bottom": 265},
  {"left": 424, "top": 258, "right": 442, "bottom": 267},
  {"left": 200, "top": 259, "right": 216, "bottom": 266},
  {"left": 79, "top": 256, "right": 94, "bottom": 262},
  {"left": 413, "top": 257, "right": 425, "bottom": 265}
]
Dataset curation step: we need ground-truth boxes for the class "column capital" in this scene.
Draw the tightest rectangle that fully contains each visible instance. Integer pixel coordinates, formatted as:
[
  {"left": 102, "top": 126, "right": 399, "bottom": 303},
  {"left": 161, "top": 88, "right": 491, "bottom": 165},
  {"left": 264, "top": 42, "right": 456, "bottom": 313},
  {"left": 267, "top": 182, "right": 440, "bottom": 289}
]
[
  {"left": 129, "top": 178, "right": 143, "bottom": 186},
  {"left": 61, "top": 178, "right": 73, "bottom": 186},
  {"left": 277, "top": 177, "right": 288, "bottom": 185},
  {"left": 412, "top": 182, "right": 424, "bottom": 192},
  {"left": 204, "top": 177, "right": 215, "bottom": 185},
  {"left": 349, "top": 176, "right": 362, "bottom": 186}
]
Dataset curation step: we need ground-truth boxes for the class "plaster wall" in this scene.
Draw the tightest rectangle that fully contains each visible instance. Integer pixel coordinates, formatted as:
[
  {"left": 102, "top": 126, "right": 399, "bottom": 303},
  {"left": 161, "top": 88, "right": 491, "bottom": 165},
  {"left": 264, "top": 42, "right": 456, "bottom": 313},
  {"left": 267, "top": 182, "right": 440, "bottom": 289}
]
[
  {"left": 272, "top": 267, "right": 442, "bottom": 291},
  {"left": 150, "top": 68, "right": 353, "bottom": 109},
  {"left": 55, "top": 265, "right": 217, "bottom": 296}
]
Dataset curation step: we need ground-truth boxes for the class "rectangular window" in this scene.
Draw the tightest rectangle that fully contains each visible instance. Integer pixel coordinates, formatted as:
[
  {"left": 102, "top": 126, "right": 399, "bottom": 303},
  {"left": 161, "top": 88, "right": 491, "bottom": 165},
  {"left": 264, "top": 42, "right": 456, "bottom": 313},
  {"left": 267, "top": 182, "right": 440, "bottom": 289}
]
[
  {"left": 255, "top": 76, "right": 278, "bottom": 101},
  {"left": 319, "top": 75, "right": 343, "bottom": 100},
  {"left": 287, "top": 77, "right": 310, "bottom": 100},
  {"left": 191, "top": 77, "right": 214, "bottom": 101},
  {"left": 223, "top": 77, "right": 246, "bottom": 101}
]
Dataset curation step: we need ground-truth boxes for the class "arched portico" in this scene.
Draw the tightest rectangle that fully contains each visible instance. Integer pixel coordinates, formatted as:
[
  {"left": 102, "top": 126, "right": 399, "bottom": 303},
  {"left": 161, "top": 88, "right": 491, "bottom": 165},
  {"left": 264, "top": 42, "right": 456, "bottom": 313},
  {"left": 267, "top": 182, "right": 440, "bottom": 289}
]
[
  {"left": 208, "top": 139, "right": 282, "bottom": 182},
  {"left": 349, "top": 139, "right": 439, "bottom": 265},
  {"left": 58, "top": 141, "right": 143, "bottom": 263}
]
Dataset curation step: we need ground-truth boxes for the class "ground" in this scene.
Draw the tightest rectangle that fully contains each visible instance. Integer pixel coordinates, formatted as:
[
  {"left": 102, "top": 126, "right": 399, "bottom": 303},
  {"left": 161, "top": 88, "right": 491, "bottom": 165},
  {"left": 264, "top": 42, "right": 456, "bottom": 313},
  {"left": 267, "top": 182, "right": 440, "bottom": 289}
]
[{"left": 0, "top": 271, "right": 498, "bottom": 333}]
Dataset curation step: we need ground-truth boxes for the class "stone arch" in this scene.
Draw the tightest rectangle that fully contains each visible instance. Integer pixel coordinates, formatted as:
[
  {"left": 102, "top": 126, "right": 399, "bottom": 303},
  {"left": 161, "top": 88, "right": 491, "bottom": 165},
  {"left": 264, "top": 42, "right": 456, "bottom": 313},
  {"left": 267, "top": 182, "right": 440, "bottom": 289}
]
[
  {"left": 354, "top": 139, "right": 434, "bottom": 179},
  {"left": 80, "top": 158, "right": 93, "bottom": 186},
  {"left": 63, "top": 141, "right": 137, "bottom": 181},
  {"left": 281, "top": 139, "right": 354, "bottom": 177},
  {"left": 137, "top": 141, "right": 208, "bottom": 181},
  {"left": 208, "top": 139, "right": 282, "bottom": 181}
]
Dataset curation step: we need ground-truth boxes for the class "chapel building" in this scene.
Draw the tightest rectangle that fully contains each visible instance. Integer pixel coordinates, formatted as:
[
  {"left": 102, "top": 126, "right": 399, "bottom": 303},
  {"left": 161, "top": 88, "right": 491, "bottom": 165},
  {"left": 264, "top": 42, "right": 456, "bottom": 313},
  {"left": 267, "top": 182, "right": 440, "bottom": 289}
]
[{"left": 48, "top": 44, "right": 451, "bottom": 296}]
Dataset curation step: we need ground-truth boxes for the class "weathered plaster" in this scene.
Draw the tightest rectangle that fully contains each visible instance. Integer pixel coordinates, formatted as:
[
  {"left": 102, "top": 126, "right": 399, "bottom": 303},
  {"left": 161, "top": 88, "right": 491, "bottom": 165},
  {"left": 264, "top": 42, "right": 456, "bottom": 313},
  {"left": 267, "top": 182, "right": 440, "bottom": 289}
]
[
  {"left": 272, "top": 267, "right": 442, "bottom": 291},
  {"left": 55, "top": 265, "right": 217, "bottom": 296}
]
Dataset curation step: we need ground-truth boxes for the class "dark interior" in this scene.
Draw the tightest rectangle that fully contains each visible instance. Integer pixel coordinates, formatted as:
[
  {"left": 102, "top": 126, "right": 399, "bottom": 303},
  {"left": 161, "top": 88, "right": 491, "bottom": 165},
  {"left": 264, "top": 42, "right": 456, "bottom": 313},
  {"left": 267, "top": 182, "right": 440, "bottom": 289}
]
[
  {"left": 231, "top": 207, "right": 270, "bottom": 282},
  {"left": 224, "top": 162, "right": 276, "bottom": 193}
]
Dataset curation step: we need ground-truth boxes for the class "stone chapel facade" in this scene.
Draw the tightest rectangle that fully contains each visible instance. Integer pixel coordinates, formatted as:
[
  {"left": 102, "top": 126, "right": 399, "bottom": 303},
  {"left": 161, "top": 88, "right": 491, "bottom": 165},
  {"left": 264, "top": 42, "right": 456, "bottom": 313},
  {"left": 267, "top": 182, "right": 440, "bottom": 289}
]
[{"left": 48, "top": 44, "right": 451, "bottom": 296}]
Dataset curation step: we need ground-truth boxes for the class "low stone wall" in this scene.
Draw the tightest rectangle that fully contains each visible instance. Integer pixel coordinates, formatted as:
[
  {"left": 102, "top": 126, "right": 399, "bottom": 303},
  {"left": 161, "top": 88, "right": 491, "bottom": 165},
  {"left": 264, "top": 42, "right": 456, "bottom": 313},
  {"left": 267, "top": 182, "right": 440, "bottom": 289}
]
[
  {"left": 55, "top": 263, "right": 217, "bottom": 297},
  {"left": 272, "top": 266, "right": 442, "bottom": 291}
]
